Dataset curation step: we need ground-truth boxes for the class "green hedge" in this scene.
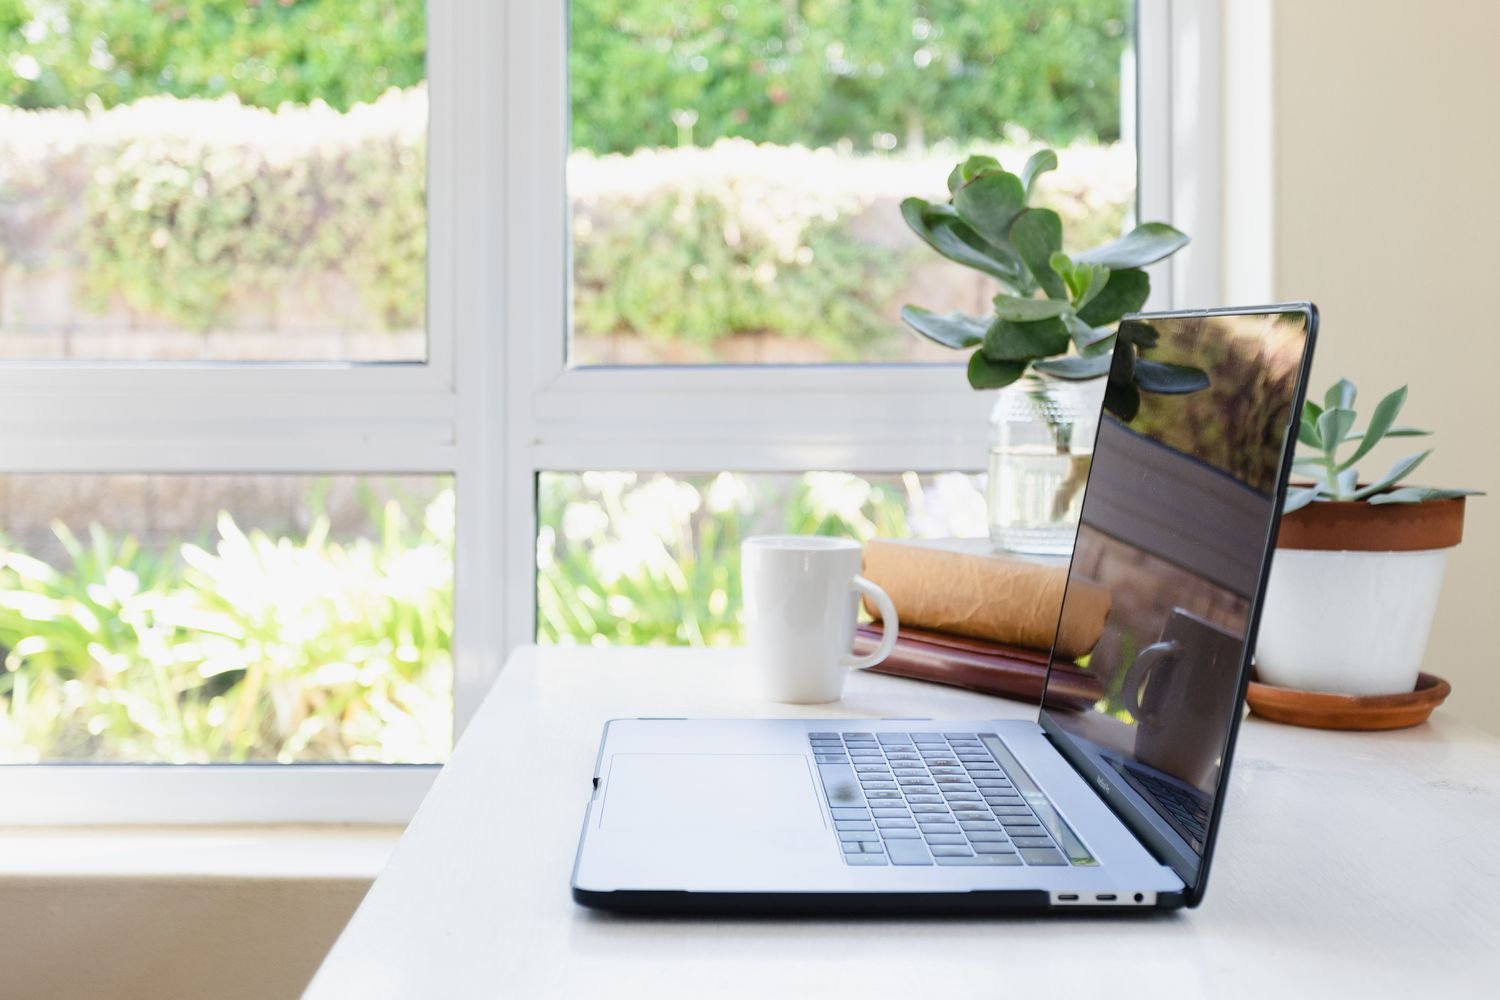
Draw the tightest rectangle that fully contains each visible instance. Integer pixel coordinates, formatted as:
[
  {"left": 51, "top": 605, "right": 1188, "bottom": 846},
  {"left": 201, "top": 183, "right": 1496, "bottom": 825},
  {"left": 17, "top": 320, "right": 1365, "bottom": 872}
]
[{"left": 3, "top": 0, "right": 1129, "bottom": 151}]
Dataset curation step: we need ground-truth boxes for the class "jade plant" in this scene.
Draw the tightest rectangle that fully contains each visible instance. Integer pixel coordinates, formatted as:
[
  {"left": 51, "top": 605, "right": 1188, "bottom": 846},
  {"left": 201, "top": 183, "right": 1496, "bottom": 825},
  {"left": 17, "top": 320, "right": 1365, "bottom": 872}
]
[
  {"left": 900, "top": 149, "right": 1206, "bottom": 418},
  {"left": 1285, "top": 379, "right": 1484, "bottom": 513}
]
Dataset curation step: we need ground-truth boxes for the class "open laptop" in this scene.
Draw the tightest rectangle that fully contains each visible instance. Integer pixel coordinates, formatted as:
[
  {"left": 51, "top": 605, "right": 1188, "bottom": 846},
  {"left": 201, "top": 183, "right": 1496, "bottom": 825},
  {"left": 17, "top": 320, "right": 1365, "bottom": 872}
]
[{"left": 572, "top": 303, "right": 1318, "bottom": 913}]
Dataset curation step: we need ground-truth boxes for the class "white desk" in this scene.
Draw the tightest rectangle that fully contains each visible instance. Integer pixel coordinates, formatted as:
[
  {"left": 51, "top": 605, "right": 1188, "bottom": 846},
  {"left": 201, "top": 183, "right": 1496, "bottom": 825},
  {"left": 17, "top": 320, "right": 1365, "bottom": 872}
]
[{"left": 308, "top": 647, "right": 1500, "bottom": 999}]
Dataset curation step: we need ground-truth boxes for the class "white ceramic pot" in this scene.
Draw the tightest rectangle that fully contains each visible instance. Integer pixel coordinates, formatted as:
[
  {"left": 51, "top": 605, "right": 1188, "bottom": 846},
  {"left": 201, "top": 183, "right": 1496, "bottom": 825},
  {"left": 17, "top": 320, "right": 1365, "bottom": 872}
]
[
  {"left": 1254, "top": 497, "right": 1466, "bottom": 696},
  {"left": 1257, "top": 548, "right": 1450, "bottom": 695}
]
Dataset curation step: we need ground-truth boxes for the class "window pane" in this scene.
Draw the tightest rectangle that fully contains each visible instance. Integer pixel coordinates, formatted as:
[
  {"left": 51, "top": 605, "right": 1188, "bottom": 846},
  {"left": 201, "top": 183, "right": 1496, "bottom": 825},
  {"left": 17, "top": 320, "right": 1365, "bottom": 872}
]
[
  {"left": 0, "top": 3, "right": 426, "bottom": 362},
  {"left": 0, "top": 475, "right": 452, "bottom": 763},
  {"left": 567, "top": 1, "right": 1134, "bottom": 366},
  {"left": 537, "top": 471, "right": 985, "bottom": 645}
]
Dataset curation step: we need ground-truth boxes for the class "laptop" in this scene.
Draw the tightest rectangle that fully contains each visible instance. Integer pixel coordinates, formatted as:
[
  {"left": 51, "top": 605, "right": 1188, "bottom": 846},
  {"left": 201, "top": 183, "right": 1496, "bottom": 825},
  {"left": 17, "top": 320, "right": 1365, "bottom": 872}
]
[{"left": 572, "top": 303, "right": 1318, "bottom": 913}]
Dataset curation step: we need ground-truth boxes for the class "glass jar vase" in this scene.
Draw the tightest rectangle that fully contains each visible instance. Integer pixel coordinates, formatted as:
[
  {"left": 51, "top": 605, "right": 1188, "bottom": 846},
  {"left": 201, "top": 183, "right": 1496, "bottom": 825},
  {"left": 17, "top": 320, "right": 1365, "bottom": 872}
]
[{"left": 987, "top": 373, "right": 1107, "bottom": 556}]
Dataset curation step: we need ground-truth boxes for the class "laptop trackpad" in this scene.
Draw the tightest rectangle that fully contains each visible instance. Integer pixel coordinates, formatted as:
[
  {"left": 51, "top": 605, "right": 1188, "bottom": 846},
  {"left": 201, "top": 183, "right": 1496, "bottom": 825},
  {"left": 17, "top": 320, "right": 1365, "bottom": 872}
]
[{"left": 602, "top": 754, "right": 824, "bottom": 832}]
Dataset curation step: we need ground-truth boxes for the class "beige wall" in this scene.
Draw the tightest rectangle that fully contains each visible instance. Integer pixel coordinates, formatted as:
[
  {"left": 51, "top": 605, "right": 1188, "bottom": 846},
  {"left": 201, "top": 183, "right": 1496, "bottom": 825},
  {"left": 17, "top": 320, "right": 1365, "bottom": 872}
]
[
  {"left": 1, "top": 875, "right": 369, "bottom": 1000},
  {"left": 1266, "top": 0, "right": 1500, "bottom": 732}
]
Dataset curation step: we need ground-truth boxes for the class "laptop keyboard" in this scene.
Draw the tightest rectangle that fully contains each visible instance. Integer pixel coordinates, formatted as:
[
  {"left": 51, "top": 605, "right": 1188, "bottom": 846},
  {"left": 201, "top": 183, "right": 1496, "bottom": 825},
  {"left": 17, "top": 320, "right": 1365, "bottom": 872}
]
[{"left": 810, "top": 732, "right": 1070, "bottom": 867}]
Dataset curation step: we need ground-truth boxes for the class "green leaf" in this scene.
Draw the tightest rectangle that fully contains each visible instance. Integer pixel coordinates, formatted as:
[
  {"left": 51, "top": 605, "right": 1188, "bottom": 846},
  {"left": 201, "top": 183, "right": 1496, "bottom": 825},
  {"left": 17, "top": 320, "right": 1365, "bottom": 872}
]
[
  {"left": 1283, "top": 487, "right": 1320, "bottom": 514},
  {"left": 1104, "top": 377, "right": 1140, "bottom": 421},
  {"left": 1335, "top": 467, "right": 1358, "bottom": 498},
  {"left": 1066, "top": 314, "right": 1113, "bottom": 351},
  {"left": 967, "top": 351, "right": 1027, "bottom": 390},
  {"left": 992, "top": 295, "right": 1071, "bottom": 321},
  {"left": 1303, "top": 399, "right": 1324, "bottom": 423},
  {"left": 1338, "top": 385, "right": 1407, "bottom": 470},
  {"left": 1019, "top": 149, "right": 1058, "bottom": 197},
  {"left": 1316, "top": 407, "right": 1356, "bottom": 453},
  {"left": 1008, "top": 208, "right": 1067, "bottom": 299},
  {"left": 1134, "top": 359, "right": 1210, "bottom": 394},
  {"left": 953, "top": 171, "right": 1028, "bottom": 248},
  {"left": 1369, "top": 487, "right": 1485, "bottom": 505},
  {"left": 1051, "top": 252, "right": 1110, "bottom": 311},
  {"left": 1033, "top": 353, "right": 1113, "bottom": 380},
  {"left": 901, "top": 198, "right": 1029, "bottom": 286},
  {"left": 947, "top": 155, "right": 1001, "bottom": 194},
  {"left": 1348, "top": 450, "right": 1433, "bottom": 501},
  {"left": 1343, "top": 426, "right": 1431, "bottom": 441},
  {"left": 1077, "top": 269, "right": 1150, "bottom": 327},
  {"left": 1075, "top": 222, "right": 1190, "bottom": 269},
  {"left": 1324, "top": 378, "right": 1357, "bottom": 411},
  {"left": 1298, "top": 418, "right": 1322, "bottom": 449},
  {"left": 899, "top": 306, "right": 986, "bottom": 349},
  {"left": 983, "top": 316, "right": 1069, "bottom": 362}
]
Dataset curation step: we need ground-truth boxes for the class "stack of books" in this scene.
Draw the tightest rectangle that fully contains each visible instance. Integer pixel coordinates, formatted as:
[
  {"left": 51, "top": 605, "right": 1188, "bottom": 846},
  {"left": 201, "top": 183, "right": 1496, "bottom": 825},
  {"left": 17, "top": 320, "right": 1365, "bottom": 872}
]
[{"left": 853, "top": 538, "right": 1110, "bottom": 707}]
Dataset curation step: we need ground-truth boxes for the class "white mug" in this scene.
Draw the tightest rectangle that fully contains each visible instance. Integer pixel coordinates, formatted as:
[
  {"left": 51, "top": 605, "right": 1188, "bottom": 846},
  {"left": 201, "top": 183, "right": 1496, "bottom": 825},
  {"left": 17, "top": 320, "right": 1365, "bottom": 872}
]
[{"left": 741, "top": 536, "right": 899, "bottom": 704}]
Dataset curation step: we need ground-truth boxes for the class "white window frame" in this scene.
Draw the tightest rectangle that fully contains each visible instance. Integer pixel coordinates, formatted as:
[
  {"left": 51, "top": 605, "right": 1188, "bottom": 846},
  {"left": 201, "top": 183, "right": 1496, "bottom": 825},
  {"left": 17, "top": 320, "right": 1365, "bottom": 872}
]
[{"left": 0, "top": 0, "right": 1221, "bottom": 825}]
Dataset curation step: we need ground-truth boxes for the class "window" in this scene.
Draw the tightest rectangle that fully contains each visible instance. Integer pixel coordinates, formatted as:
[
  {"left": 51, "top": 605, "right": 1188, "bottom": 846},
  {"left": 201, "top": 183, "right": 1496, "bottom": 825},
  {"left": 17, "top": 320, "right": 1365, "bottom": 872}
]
[
  {"left": 567, "top": 1, "right": 1136, "bottom": 367},
  {"left": 1, "top": 1, "right": 1216, "bottom": 823},
  {"left": 529, "top": 0, "right": 1218, "bottom": 649},
  {"left": 0, "top": 4, "right": 507, "bottom": 824}
]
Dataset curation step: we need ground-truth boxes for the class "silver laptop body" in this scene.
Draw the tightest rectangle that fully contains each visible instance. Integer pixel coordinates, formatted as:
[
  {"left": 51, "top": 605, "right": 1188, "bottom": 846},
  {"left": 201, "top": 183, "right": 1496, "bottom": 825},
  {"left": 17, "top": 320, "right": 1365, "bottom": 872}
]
[{"left": 572, "top": 304, "right": 1318, "bottom": 914}]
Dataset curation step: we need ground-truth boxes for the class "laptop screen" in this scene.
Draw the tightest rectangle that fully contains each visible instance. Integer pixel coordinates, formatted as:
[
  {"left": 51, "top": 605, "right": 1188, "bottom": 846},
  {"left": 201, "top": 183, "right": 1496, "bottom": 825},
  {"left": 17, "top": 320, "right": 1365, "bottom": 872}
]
[{"left": 1038, "top": 306, "right": 1314, "bottom": 892}]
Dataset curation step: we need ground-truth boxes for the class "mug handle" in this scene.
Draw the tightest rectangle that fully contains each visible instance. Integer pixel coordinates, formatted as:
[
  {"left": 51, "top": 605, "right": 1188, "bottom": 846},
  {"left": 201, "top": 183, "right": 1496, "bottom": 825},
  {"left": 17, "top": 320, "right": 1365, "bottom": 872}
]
[
  {"left": 1121, "top": 640, "right": 1179, "bottom": 727},
  {"left": 843, "top": 576, "right": 899, "bottom": 670}
]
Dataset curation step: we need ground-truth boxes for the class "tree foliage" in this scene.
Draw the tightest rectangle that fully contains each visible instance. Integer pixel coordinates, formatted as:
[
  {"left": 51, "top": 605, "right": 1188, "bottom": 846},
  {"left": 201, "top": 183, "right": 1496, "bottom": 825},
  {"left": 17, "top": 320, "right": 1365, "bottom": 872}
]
[{"left": 2, "top": 0, "right": 1131, "bottom": 151}]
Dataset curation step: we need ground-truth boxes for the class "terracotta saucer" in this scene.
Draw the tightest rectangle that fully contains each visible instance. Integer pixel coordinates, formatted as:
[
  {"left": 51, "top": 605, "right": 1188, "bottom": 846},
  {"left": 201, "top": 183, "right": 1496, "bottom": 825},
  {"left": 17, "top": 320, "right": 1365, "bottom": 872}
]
[{"left": 1246, "top": 672, "right": 1451, "bottom": 731}]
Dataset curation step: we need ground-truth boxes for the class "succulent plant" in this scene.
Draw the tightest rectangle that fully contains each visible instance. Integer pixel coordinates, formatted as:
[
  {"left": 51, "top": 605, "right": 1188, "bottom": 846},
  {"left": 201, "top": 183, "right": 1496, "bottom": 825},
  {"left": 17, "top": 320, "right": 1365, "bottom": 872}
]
[
  {"left": 900, "top": 149, "right": 1205, "bottom": 417},
  {"left": 1284, "top": 379, "right": 1484, "bottom": 513}
]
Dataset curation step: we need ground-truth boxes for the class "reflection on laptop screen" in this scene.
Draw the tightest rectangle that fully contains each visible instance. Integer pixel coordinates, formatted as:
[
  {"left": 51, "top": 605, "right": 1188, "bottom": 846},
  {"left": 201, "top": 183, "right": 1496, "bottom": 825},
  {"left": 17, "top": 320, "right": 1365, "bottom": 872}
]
[{"left": 1040, "top": 308, "right": 1311, "bottom": 871}]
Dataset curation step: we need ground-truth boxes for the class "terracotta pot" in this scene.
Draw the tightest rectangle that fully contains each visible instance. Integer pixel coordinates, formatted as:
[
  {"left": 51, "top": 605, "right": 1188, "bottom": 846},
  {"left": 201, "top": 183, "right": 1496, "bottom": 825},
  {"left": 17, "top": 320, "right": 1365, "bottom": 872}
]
[{"left": 1256, "top": 496, "right": 1466, "bottom": 696}]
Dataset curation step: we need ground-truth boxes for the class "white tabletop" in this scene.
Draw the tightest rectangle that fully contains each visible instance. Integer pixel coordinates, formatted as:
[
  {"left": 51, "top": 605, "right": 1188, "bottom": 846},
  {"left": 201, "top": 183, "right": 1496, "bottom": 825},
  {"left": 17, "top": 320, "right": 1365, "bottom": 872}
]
[{"left": 308, "top": 647, "right": 1500, "bottom": 999}]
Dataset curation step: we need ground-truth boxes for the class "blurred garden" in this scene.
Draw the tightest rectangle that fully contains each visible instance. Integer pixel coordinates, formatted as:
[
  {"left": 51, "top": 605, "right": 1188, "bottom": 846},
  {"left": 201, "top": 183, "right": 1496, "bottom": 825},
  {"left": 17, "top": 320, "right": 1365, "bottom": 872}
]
[{"left": 0, "top": 0, "right": 1130, "bottom": 760}]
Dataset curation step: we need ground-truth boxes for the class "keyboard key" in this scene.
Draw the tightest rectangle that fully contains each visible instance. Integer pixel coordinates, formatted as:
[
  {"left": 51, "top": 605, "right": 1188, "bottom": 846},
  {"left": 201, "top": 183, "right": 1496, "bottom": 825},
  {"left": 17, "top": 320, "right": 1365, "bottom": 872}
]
[
  {"left": 871, "top": 808, "right": 910, "bottom": 819},
  {"left": 880, "top": 828, "right": 922, "bottom": 839},
  {"left": 936, "top": 854, "right": 1022, "bottom": 866},
  {"left": 923, "top": 834, "right": 967, "bottom": 845},
  {"left": 814, "top": 755, "right": 848, "bottom": 764},
  {"left": 973, "top": 842, "right": 1017, "bottom": 854},
  {"left": 855, "top": 763, "right": 890, "bottom": 772},
  {"left": 1019, "top": 848, "right": 1068, "bottom": 866},
  {"left": 1003, "top": 824, "right": 1045, "bottom": 837},
  {"left": 808, "top": 732, "right": 838, "bottom": 739},
  {"left": 905, "top": 795, "right": 944, "bottom": 804},
  {"left": 959, "top": 822, "right": 1002, "bottom": 833},
  {"left": 918, "top": 823, "right": 960, "bottom": 835},
  {"left": 834, "top": 820, "right": 875, "bottom": 832},
  {"left": 877, "top": 733, "right": 913, "bottom": 744},
  {"left": 966, "top": 831, "right": 1009, "bottom": 842},
  {"left": 1012, "top": 836, "right": 1055, "bottom": 848},
  {"left": 830, "top": 807, "right": 869, "bottom": 821},
  {"left": 845, "top": 853, "right": 889, "bottom": 866},
  {"left": 910, "top": 803, "right": 950, "bottom": 814},
  {"left": 838, "top": 830, "right": 881, "bottom": 843},
  {"left": 842, "top": 841, "right": 877, "bottom": 854},
  {"left": 865, "top": 790, "right": 903, "bottom": 800},
  {"left": 860, "top": 782, "right": 898, "bottom": 792},
  {"left": 930, "top": 844, "right": 974, "bottom": 857},
  {"left": 952, "top": 811, "right": 992, "bottom": 822},
  {"left": 884, "top": 839, "right": 934, "bottom": 865},
  {"left": 875, "top": 818, "right": 916, "bottom": 829}
]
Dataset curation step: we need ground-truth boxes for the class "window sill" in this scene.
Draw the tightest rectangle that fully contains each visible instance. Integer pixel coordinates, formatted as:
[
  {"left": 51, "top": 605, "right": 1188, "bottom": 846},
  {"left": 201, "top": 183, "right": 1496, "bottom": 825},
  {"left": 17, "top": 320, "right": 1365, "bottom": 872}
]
[{"left": 0, "top": 825, "right": 402, "bottom": 880}]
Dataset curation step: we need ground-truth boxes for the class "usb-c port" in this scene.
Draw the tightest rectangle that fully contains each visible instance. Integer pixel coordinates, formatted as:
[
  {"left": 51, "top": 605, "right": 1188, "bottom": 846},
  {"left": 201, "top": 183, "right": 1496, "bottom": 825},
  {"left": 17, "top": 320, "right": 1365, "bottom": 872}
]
[
  {"left": 1096, "top": 893, "right": 1117, "bottom": 901},
  {"left": 1058, "top": 893, "right": 1079, "bottom": 901}
]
